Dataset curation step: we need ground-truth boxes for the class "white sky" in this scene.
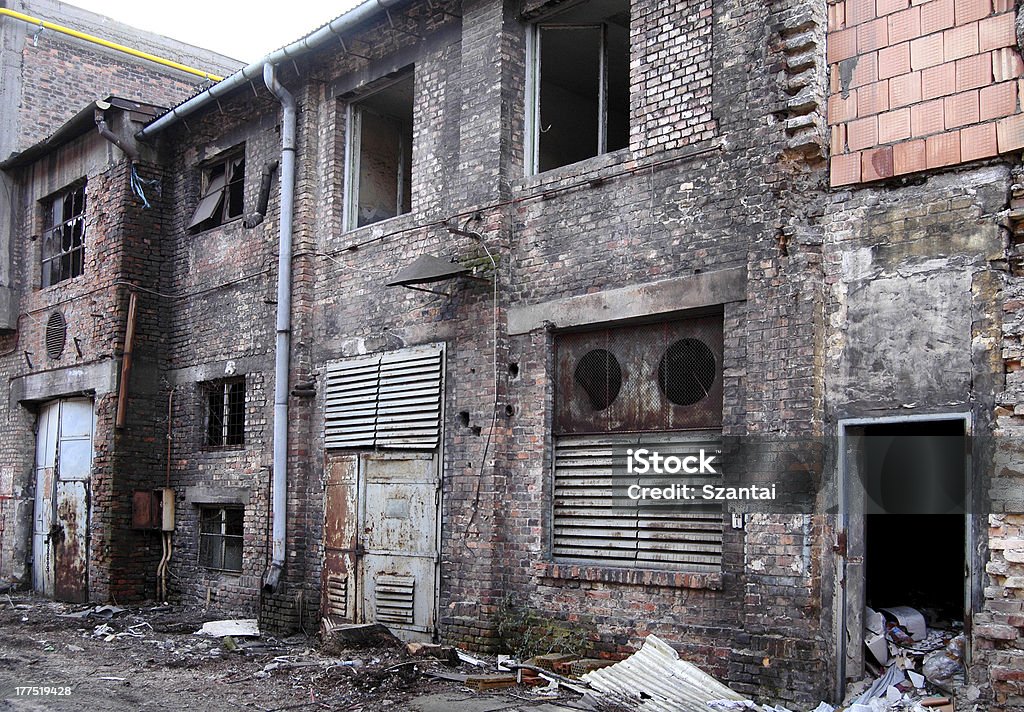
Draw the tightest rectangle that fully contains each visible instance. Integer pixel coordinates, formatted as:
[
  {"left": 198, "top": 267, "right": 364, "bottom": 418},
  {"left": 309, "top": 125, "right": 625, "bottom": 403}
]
[{"left": 66, "top": 0, "right": 365, "bottom": 64}]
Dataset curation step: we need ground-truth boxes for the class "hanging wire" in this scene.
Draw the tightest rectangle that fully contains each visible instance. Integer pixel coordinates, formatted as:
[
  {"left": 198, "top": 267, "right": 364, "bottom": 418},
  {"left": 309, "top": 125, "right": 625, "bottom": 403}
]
[{"left": 130, "top": 164, "right": 160, "bottom": 209}]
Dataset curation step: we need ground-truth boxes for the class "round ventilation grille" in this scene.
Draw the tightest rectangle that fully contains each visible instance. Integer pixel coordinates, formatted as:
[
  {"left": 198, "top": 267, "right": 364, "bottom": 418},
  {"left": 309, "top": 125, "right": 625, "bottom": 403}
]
[
  {"left": 657, "top": 338, "right": 716, "bottom": 406},
  {"left": 574, "top": 348, "right": 622, "bottom": 411},
  {"left": 45, "top": 311, "right": 67, "bottom": 360}
]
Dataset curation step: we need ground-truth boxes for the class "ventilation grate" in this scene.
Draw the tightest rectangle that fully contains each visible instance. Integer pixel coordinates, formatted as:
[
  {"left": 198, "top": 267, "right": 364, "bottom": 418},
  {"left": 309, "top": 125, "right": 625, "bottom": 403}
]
[
  {"left": 374, "top": 574, "right": 415, "bottom": 625},
  {"left": 555, "top": 316, "right": 723, "bottom": 434},
  {"left": 325, "top": 574, "right": 349, "bottom": 618},
  {"left": 45, "top": 311, "right": 67, "bottom": 360}
]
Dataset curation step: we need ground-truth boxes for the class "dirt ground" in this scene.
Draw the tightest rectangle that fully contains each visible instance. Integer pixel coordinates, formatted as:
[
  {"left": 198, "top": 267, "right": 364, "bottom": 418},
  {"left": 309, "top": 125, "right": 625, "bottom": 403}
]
[{"left": 0, "top": 594, "right": 583, "bottom": 712}]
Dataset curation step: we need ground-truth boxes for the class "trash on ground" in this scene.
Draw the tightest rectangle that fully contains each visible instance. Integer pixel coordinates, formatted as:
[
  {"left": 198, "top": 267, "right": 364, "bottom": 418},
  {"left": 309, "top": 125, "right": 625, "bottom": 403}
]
[
  {"left": 195, "top": 619, "right": 260, "bottom": 638},
  {"left": 580, "top": 633, "right": 744, "bottom": 712}
]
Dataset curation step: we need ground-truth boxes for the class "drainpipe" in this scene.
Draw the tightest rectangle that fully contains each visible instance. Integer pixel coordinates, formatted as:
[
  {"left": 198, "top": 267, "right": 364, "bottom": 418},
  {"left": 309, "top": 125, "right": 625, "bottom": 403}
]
[
  {"left": 262, "top": 63, "right": 295, "bottom": 593},
  {"left": 94, "top": 102, "right": 139, "bottom": 162}
]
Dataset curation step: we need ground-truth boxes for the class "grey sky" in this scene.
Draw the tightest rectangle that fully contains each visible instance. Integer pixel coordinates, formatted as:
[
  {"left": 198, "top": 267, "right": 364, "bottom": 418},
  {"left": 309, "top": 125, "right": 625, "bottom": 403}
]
[{"left": 65, "top": 0, "right": 363, "bottom": 64}]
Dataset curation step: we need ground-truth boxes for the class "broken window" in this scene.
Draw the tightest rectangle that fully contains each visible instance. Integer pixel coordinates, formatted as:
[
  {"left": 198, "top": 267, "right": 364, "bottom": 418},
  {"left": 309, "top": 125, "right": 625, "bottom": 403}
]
[
  {"left": 203, "top": 379, "right": 245, "bottom": 447},
  {"left": 552, "top": 317, "right": 725, "bottom": 571},
  {"left": 528, "top": 0, "right": 630, "bottom": 174},
  {"left": 346, "top": 72, "right": 414, "bottom": 229},
  {"left": 188, "top": 149, "right": 245, "bottom": 232},
  {"left": 199, "top": 507, "right": 244, "bottom": 572},
  {"left": 41, "top": 183, "right": 86, "bottom": 288}
]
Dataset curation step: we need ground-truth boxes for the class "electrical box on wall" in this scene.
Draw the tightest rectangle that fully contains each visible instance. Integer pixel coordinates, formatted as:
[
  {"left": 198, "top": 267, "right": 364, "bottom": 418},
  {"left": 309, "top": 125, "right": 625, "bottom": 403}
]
[
  {"left": 159, "top": 488, "right": 174, "bottom": 531},
  {"left": 131, "top": 488, "right": 176, "bottom": 531}
]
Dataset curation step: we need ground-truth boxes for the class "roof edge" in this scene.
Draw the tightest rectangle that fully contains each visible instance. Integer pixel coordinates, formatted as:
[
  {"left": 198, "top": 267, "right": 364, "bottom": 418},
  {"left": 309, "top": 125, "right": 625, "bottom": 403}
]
[{"left": 136, "top": 0, "right": 398, "bottom": 141}]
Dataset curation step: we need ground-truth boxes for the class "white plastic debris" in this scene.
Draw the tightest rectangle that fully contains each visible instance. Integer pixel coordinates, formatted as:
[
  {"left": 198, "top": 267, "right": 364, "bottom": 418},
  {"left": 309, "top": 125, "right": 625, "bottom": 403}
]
[
  {"left": 878, "top": 607, "right": 927, "bottom": 642},
  {"left": 907, "top": 671, "right": 925, "bottom": 689},
  {"left": 195, "top": 619, "right": 260, "bottom": 638}
]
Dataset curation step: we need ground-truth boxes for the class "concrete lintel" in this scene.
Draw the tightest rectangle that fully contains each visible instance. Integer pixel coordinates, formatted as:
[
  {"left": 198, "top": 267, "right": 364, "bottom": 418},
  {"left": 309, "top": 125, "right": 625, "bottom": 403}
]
[
  {"left": 507, "top": 267, "right": 746, "bottom": 335},
  {"left": 185, "top": 485, "right": 251, "bottom": 506},
  {"left": 10, "top": 358, "right": 118, "bottom": 404},
  {"left": 167, "top": 355, "right": 268, "bottom": 384}
]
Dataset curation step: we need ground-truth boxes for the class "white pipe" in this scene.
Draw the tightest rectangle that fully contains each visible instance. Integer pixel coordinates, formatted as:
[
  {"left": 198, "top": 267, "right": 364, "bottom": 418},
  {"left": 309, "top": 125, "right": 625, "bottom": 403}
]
[
  {"left": 136, "top": 0, "right": 393, "bottom": 141},
  {"left": 262, "top": 63, "right": 296, "bottom": 593}
]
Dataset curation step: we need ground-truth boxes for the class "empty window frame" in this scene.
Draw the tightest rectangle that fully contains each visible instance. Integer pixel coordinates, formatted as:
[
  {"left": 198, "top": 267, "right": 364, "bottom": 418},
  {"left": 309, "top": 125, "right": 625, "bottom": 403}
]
[
  {"left": 346, "top": 72, "right": 414, "bottom": 229},
  {"left": 527, "top": 0, "right": 630, "bottom": 174},
  {"left": 199, "top": 506, "right": 244, "bottom": 572},
  {"left": 188, "top": 149, "right": 245, "bottom": 232},
  {"left": 203, "top": 379, "right": 245, "bottom": 447},
  {"left": 41, "top": 183, "right": 86, "bottom": 288}
]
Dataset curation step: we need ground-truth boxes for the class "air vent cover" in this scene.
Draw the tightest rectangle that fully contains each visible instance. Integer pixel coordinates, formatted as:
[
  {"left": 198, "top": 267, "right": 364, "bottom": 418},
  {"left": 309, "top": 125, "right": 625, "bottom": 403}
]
[
  {"left": 555, "top": 315, "right": 723, "bottom": 434},
  {"left": 45, "top": 311, "right": 67, "bottom": 360}
]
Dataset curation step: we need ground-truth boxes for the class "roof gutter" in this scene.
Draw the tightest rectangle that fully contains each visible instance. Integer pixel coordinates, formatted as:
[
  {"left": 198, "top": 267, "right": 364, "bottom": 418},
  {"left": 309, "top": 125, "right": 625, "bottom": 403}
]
[{"left": 136, "top": 0, "right": 394, "bottom": 141}]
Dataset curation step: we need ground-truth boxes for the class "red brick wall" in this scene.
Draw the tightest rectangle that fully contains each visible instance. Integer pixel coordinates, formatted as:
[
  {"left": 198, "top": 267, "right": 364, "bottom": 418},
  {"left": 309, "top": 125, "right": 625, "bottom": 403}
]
[{"left": 827, "top": 0, "right": 1024, "bottom": 185}]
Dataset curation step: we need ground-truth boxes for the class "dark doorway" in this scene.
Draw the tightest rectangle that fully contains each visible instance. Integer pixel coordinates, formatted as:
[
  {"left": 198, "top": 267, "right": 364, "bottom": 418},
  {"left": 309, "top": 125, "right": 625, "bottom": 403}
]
[{"left": 862, "top": 420, "right": 966, "bottom": 625}]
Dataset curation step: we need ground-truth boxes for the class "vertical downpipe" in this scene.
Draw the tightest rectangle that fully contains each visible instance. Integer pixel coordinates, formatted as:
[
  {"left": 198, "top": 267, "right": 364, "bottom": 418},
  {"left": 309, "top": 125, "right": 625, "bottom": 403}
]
[{"left": 262, "top": 63, "right": 295, "bottom": 593}]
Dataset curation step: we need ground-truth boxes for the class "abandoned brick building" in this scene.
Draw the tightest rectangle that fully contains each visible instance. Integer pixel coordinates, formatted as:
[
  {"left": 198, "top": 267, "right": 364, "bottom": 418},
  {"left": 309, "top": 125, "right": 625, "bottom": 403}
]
[{"left": 1, "top": 0, "right": 1023, "bottom": 707}]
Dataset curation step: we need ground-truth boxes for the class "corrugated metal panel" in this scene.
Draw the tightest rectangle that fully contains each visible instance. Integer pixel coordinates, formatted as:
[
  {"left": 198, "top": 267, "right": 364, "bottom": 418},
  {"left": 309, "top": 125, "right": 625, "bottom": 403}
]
[
  {"left": 324, "top": 345, "right": 443, "bottom": 451},
  {"left": 582, "top": 634, "right": 744, "bottom": 712},
  {"left": 553, "top": 432, "right": 723, "bottom": 571},
  {"left": 374, "top": 573, "right": 415, "bottom": 625}
]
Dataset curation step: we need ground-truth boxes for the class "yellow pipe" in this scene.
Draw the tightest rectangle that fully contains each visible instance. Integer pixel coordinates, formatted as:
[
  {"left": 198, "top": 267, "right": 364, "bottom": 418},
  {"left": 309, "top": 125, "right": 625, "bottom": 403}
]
[{"left": 0, "top": 8, "right": 224, "bottom": 82}]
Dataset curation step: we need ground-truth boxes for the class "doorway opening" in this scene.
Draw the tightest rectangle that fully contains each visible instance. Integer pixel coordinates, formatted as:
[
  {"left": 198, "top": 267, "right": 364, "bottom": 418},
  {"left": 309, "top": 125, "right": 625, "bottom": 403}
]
[
  {"left": 839, "top": 415, "right": 971, "bottom": 692},
  {"left": 862, "top": 421, "right": 966, "bottom": 623}
]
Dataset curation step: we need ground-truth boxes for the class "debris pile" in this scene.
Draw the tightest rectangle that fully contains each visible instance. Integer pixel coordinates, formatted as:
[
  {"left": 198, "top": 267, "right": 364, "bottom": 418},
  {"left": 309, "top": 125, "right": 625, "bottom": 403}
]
[{"left": 841, "top": 604, "right": 976, "bottom": 712}]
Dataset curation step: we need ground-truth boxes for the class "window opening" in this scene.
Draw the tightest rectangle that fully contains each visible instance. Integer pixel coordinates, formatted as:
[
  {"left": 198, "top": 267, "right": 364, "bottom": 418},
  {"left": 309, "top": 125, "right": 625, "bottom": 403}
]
[
  {"left": 531, "top": 1, "right": 629, "bottom": 173},
  {"left": 41, "top": 183, "right": 86, "bottom": 288},
  {"left": 348, "top": 73, "right": 414, "bottom": 228}
]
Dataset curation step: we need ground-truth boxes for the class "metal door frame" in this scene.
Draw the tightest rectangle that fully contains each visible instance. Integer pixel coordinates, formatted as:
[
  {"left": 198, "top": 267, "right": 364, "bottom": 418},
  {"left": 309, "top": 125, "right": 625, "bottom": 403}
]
[{"left": 834, "top": 412, "right": 972, "bottom": 701}]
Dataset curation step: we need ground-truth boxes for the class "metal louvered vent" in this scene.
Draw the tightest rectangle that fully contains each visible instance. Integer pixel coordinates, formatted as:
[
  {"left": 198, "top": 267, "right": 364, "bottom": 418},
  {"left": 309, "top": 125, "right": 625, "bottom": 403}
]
[
  {"left": 45, "top": 311, "right": 67, "bottom": 360},
  {"left": 324, "top": 344, "right": 443, "bottom": 450},
  {"left": 325, "top": 574, "right": 349, "bottom": 618},
  {"left": 555, "top": 316, "right": 723, "bottom": 434},
  {"left": 374, "top": 574, "right": 415, "bottom": 625},
  {"left": 553, "top": 432, "right": 724, "bottom": 571}
]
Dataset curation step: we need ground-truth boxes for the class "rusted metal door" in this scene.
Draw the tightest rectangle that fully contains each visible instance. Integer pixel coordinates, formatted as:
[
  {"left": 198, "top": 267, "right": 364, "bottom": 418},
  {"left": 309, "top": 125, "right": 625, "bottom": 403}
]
[
  {"left": 322, "top": 455, "right": 358, "bottom": 625},
  {"left": 358, "top": 453, "right": 439, "bottom": 641},
  {"left": 32, "top": 398, "right": 92, "bottom": 602}
]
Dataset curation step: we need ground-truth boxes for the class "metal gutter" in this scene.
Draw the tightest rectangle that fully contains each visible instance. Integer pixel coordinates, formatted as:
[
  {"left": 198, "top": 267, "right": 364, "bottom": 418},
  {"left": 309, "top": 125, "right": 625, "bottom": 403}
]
[
  {"left": 136, "top": 0, "right": 397, "bottom": 141},
  {"left": 0, "top": 8, "right": 223, "bottom": 81}
]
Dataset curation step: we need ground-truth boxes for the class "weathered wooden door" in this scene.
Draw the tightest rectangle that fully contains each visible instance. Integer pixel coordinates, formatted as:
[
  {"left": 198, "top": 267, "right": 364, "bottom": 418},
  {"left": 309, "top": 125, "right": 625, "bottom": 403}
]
[{"left": 32, "top": 398, "right": 92, "bottom": 602}]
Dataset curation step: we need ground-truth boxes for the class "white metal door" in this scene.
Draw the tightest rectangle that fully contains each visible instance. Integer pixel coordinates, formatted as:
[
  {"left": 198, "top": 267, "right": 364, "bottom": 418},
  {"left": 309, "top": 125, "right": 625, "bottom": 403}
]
[
  {"left": 358, "top": 453, "right": 439, "bottom": 641},
  {"left": 32, "top": 398, "right": 93, "bottom": 602}
]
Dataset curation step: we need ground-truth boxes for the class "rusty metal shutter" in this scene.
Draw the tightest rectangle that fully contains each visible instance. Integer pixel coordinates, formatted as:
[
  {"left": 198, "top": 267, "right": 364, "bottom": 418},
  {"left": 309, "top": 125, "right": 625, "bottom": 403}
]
[
  {"left": 324, "top": 344, "right": 443, "bottom": 450},
  {"left": 553, "top": 431, "right": 724, "bottom": 571}
]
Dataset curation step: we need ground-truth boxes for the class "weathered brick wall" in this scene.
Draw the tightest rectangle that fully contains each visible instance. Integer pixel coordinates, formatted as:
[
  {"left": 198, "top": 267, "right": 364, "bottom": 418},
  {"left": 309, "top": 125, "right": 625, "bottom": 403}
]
[
  {"left": 985, "top": 165, "right": 1024, "bottom": 708},
  {"left": 827, "top": 0, "right": 1024, "bottom": 185},
  {"left": 159, "top": 95, "right": 281, "bottom": 616},
  {"left": 824, "top": 159, "right": 1009, "bottom": 704},
  {"left": 5, "top": 0, "right": 241, "bottom": 155},
  {"left": 0, "top": 129, "right": 164, "bottom": 598}
]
